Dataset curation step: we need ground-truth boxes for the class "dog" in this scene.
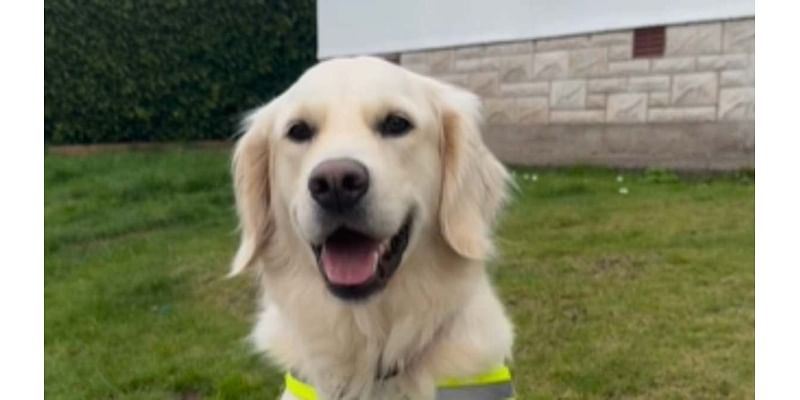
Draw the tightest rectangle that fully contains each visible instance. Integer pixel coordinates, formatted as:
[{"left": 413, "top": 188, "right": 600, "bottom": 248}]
[{"left": 230, "top": 56, "right": 514, "bottom": 400}]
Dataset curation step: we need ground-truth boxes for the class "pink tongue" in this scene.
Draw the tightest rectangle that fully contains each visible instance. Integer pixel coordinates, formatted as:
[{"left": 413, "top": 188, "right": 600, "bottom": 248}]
[{"left": 321, "top": 238, "right": 380, "bottom": 286}]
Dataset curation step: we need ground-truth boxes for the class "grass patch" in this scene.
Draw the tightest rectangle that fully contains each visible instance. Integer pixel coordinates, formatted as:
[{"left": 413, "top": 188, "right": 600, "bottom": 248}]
[{"left": 45, "top": 150, "right": 754, "bottom": 399}]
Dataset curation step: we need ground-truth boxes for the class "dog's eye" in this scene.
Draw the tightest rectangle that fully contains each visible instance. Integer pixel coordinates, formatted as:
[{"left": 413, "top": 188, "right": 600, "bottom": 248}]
[
  {"left": 286, "top": 121, "right": 315, "bottom": 143},
  {"left": 379, "top": 114, "right": 413, "bottom": 137}
]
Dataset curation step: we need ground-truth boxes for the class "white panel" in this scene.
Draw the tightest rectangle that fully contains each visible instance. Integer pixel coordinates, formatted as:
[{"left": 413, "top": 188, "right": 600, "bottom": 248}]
[{"left": 317, "top": 0, "right": 754, "bottom": 58}]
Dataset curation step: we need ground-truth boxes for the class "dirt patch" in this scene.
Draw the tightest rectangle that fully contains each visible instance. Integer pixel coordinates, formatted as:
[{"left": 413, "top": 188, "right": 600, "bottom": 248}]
[{"left": 177, "top": 391, "right": 202, "bottom": 400}]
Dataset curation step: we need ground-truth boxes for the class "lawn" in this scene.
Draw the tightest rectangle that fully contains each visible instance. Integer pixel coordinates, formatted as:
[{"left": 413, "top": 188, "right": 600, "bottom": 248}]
[{"left": 45, "top": 148, "right": 754, "bottom": 399}]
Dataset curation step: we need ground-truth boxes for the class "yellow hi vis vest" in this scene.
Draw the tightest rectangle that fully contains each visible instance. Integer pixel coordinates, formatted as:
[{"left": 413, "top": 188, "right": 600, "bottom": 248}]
[{"left": 284, "top": 365, "right": 514, "bottom": 400}]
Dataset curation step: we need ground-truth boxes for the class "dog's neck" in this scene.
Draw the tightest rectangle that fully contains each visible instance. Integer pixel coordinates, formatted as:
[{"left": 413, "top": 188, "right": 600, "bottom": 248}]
[{"left": 252, "top": 249, "right": 513, "bottom": 400}]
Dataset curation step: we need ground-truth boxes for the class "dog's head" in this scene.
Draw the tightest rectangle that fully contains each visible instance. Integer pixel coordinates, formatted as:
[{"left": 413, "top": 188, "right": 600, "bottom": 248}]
[{"left": 231, "top": 57, "right": 509, "bottom": 301}]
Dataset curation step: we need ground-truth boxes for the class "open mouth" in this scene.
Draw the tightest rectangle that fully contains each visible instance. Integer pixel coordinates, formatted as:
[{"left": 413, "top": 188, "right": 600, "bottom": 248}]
[{"left": 312, "top": 217, "right": 412, "bottom": 301}]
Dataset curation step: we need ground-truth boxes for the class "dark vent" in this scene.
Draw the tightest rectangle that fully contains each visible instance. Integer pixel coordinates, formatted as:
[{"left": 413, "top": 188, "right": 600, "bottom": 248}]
[
  {"left": 382, "top": 53, "right": 401, "bottom": 64},
  {"left": 633, "top": 27, "right": 665, "bottom": 58}
]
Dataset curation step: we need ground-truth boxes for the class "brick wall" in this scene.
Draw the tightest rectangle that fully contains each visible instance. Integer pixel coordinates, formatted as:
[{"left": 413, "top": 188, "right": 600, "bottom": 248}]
[{"left": 400, "top": 18, "right": 755, "bottom": 170}]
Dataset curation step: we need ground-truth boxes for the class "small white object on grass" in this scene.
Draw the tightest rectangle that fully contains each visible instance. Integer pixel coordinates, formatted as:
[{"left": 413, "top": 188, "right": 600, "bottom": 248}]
[
  {"left": 531, "top": 174, "right": 538, "bottom": 182},
  {"left": 616, "top": 175, "right": 624, "bottom": 183},
  {"left": 618, "top": 187, "right": 629, "bottom": 195}
]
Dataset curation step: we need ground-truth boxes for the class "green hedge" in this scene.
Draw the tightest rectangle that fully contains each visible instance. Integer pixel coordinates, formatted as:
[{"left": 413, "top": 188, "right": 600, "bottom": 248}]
[{"left": 45, "top": 0, "right": 316, "bottom": 144}]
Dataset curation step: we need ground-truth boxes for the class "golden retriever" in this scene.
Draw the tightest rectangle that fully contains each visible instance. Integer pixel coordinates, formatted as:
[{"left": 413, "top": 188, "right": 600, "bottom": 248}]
[{"left": 230, "top": 56, "right": 514, "bottom": 400}]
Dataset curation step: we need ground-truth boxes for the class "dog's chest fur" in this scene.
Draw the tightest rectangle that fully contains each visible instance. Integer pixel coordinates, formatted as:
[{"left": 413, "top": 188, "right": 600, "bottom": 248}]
[{"left": 252, "top": 263, "right": 513, "bottom": 400}]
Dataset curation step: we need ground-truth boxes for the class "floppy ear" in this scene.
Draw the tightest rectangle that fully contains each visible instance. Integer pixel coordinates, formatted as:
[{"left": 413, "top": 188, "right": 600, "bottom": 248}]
[
  {"left": 229, "top": 104, "right": 276, "bottom": 276},
  {"left": 436, "top": 84, "right": 511, "bottom": 260}
]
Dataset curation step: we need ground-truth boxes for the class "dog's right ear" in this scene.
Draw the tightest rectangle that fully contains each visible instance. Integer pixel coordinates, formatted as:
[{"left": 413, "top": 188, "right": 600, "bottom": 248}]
[
  {"left": 434, "top": 82, "right": 511, "bottom": 261},
  {"left": 229, "top": 103, "right": 276, "bottom": 276}
]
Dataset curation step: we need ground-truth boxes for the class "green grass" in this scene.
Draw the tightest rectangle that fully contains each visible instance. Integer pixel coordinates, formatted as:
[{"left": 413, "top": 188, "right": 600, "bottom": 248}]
[{"left": 45, "top": 149, "right": 754, "bottom": 399}]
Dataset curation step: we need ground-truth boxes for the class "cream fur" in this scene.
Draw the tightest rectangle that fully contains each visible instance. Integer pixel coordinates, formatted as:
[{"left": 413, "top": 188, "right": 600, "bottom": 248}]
[{"left": 231, "top": 57, "right": 513, "bottom": 400}]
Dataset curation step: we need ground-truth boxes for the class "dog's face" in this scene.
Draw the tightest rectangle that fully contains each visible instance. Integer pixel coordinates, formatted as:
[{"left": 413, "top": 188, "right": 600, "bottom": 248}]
[{"left": 231, "top": 57, "right": 509, "bottom": 302}]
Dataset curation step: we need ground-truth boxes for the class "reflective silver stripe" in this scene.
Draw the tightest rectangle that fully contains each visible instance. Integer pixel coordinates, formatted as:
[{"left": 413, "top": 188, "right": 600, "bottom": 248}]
[{"left": 436, "top": 383, "right": 514, "bottom": 400}]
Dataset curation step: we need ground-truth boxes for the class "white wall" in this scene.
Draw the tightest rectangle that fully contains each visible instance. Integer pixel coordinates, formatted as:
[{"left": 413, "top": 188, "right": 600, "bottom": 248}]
[{"left": 317, "top": 0, "right": 754, "bottom": 58}]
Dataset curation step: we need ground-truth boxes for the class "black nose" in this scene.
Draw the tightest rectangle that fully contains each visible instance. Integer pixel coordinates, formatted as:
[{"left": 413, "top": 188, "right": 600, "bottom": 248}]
[{"left": 308, "top": 158, "right": 370, "bottom": 212}]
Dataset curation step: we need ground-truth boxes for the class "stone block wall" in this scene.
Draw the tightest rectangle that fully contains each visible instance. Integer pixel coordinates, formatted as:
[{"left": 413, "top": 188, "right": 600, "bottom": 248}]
[{"left": 399, "top": 18, "right": 754, "bottom": 170}]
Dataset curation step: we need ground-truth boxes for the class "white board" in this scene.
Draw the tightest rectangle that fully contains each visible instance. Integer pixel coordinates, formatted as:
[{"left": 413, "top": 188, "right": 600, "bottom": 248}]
[{"left": 317, "top": 0, "right": 754, "bottom": 58}]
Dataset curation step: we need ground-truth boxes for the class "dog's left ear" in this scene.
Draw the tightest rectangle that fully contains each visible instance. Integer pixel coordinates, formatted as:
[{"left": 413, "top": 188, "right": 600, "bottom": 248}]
[
  {"left": 229, "top": 103, "right": 277, "bottom": 276},
  {"left": 435, "top": 82, "right": 511, "bottom": 260}
]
